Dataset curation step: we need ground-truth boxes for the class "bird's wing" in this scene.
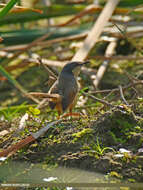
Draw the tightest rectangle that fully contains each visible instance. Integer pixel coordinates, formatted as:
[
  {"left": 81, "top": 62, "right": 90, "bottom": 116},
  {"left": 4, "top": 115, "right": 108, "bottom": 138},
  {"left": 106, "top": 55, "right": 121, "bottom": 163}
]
[
  {"left": 62, "top": 86, "right": 78, "bottom": 112},
  {"left": 48, "top": 80, "right": 59, "bottom": 109}
]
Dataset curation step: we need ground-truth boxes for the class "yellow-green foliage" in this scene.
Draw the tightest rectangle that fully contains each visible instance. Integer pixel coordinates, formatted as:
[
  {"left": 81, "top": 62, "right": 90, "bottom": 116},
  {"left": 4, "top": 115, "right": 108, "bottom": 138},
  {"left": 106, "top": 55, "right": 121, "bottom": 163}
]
[
  {"left": 109, "top": 171, "right": 122, "bottom": 179},
  {"left": 28, "top": 107, "right": 40, "bottom": 116},
  {"left": 72, "top": 128, "right": 93, "bottom": 142}
]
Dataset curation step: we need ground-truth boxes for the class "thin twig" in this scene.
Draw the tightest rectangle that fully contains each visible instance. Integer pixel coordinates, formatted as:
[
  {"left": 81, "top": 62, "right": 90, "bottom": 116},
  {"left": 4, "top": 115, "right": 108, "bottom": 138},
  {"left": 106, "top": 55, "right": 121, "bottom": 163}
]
[
  {"left": 89, "top": 55, "right": 143, "bottom": 61},
  {"left": 55, "top": 4, "right": 101, "bottom": 27},
  {"left": 82, "top": 91, "right": 140, "bottom": 121},
  {"left": 82, "top": 92, "right": 115, "bottom": 108},
  {"left": 2, "top": 31, "right": 55, "bottom": 65},
  {"left": 92, "top": 80, "right": 143, "bottom": 94},
  {"left": 37, "top": 33, "right": 87, "bottom": 48},
  {"left": 119, "top": 85, "right": 129, "bottom": 106},
  {"left": 38, "top": 57, "right": 58, "bottom": 80},
  {"left": 124, "top": 71, "right": 140, "bottom": 82}
]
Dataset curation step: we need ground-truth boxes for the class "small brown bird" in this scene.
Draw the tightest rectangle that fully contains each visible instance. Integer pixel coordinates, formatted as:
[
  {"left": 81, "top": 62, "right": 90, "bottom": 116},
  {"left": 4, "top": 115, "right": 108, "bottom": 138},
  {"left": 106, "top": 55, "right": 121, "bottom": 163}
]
[{"left": 48, "top": 61, "right": 89, "bottom": 117}]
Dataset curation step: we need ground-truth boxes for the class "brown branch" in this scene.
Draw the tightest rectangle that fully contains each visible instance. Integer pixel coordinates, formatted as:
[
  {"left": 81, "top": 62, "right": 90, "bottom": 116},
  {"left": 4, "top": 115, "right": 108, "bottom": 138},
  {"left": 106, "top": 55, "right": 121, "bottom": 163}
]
[
  {"left": 37, "top": 32, "right": 88, "bottom": 48},
  {"left": 55, "top": 4, "right": 102, "bottom": 27},
  {"left": 0, "top": 120, "right": 62, "bottom": 158},
  {"left": 0, "top": 3, "right": 43, "bottom": 14},
  {"left": 2, "top": 31, "right": 54, "bottom": 65},
  {"left": 53, "top": 5, "right": 132, "bottom": 27},
  {"left": 72, "top": 0, "right": 120, "bottom": 78},
  {"left": 92, "top": 39, "right": 117, "bottom": 88},
  {"left": 29, "top": 92, "right": 61, "bottom": 100}
]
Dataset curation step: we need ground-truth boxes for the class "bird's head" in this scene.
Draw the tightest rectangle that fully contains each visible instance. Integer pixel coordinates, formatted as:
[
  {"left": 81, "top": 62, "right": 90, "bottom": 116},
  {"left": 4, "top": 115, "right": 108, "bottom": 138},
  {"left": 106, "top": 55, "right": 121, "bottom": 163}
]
[{"left": 62, "top": 61, "right": 89, "bottom": 74}]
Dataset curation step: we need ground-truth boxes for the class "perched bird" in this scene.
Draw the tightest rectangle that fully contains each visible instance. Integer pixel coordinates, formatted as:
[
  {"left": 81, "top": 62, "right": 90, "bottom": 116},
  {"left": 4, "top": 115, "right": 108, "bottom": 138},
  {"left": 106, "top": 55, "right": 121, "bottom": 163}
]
[{"left": 48, "top": 61, "right": 89, "bottom": 117}]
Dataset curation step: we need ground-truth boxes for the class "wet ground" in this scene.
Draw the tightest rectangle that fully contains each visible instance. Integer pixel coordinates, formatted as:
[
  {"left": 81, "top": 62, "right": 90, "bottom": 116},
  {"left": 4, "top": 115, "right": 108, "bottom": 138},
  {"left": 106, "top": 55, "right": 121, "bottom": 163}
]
[{"left": 1, "top": 107, "right": 142, "bottom": 186}]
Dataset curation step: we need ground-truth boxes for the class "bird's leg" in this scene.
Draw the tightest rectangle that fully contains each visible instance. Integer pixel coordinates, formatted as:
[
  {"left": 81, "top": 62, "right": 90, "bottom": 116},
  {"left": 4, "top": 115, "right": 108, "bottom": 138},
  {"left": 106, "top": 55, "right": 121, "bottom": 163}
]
[
  {"left": 61, "top": 112, "right": 84, "bottom": 118},
  {"left": 57, "top": 113, "right": 61, "bottom": 120},
  {"left": 61, "top": 108, "right": 85, "bottom": 118},
  {"left": 55, "top": 103, "right": 63, "bottom": 120}
]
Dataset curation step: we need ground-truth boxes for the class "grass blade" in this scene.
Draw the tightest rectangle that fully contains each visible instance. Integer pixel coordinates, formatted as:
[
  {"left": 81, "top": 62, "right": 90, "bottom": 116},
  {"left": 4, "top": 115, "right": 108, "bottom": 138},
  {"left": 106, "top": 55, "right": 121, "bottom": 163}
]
[
  {"left": 0, "top": 4, "right": 84, "bottom": 26},
  {"left": 0, "top": 65, "right": 22, "bottom": 90},
  {"left": 0, "top": 65, "right": 39, "bottom": 103},
  {"left": 0, "top": 0, "right": 20, "bottom": 18}
]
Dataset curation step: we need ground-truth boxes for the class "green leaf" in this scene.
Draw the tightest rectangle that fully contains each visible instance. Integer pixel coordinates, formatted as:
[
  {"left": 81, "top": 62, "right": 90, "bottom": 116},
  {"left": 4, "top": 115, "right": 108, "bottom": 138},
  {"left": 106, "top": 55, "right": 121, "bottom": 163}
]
[
  {"left": 0, "top": 4, "right": 84, "bottom": 26},
  {"left": 1, "top": 23, "right": 91, "bottom": 45},
  {"left": 0, "top": 65, "right": 27, "bottom": 94},
  {"left": 100, "top": 0, "right": 143, "bottom": 7},
  {"left": 0, "top": 0, "right": 20, "bottom": 18},
  {"left": 0, "top": 104, "right": 35, "bottom": 115},
  {"left": 80, "top": 87, "right": 89, "bottom": 93},
  {"left": 119, "top": 0, "right": 143, "bottom": 7},
  {"left": 29, "top": 107, "right": 40, "bottom": 115}
]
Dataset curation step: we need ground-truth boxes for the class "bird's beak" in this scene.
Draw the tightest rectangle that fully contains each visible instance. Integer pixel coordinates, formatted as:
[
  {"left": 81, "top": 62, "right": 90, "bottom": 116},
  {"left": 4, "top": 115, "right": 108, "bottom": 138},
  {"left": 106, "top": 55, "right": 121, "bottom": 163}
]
[{"left": 73, "top": 60, "right": 90, "bottom": 76}]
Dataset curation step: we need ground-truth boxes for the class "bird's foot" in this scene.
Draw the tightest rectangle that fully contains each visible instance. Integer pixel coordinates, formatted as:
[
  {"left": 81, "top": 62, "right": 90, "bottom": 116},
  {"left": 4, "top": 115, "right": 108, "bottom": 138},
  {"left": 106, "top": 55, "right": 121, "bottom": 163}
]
[{"left": 61, "top": 112, "right": 87, "bottom": 118}]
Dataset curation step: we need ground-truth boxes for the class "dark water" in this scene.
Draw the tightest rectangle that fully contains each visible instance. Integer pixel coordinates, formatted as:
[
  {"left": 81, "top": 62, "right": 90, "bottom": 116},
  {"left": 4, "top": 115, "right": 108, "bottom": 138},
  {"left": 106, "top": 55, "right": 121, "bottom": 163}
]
[
  {"left": 0, "top": 160, "right": 140, "bottom": 190},
  {"left": 0, "top": 160, "right": 106, "bottom": 183}
]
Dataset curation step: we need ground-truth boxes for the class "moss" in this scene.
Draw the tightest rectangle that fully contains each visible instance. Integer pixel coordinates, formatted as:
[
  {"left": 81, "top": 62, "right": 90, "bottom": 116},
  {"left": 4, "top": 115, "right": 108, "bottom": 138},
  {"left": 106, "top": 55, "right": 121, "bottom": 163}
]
[
  {"left": 72, "top": 128, "right": 93, "bottom": 143},
  {"left": 109, "top": 171, "right": 123, "bottom": 179}
]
